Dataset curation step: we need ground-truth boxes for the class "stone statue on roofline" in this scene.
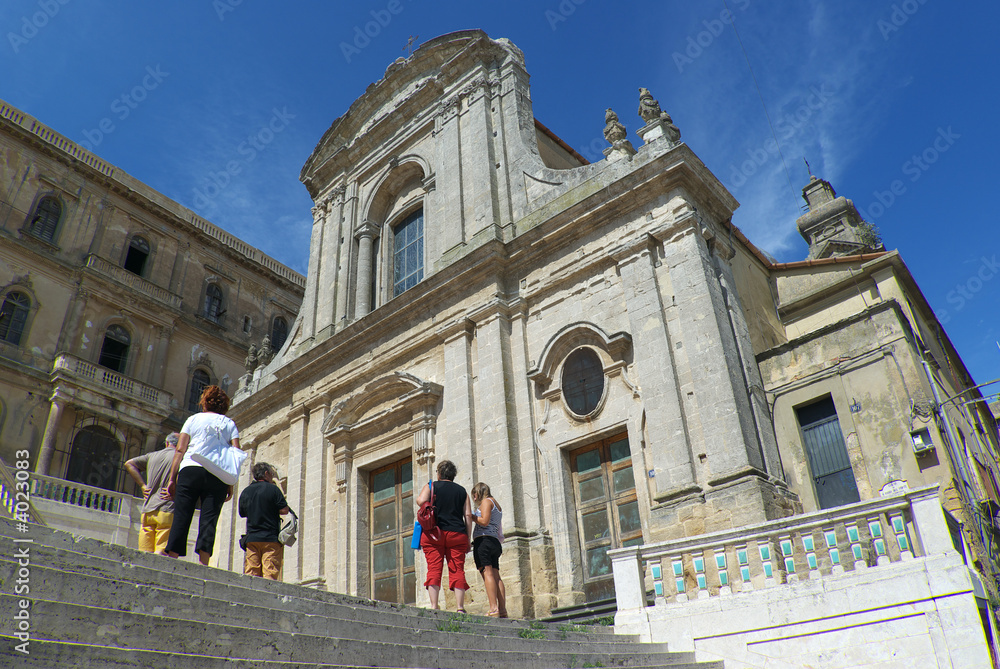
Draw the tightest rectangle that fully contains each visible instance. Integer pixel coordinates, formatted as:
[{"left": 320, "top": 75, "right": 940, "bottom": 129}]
[
  {"left": 258, "top": 335, "right": 274, "bottom": 366},
  {"left": 636, "top": 88, "right": 681, "bottom": 145},
  {"left": 602, "top": 108, "right": 636, "bottom": 162},
  {"left": 244, "top": 344, "right": 259, "bottom": 375}
]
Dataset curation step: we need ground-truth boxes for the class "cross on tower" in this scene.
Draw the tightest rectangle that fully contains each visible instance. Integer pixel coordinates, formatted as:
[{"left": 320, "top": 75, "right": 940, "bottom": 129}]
[{"left": 403, "top": 35, "right": 419, "bottom": 57}]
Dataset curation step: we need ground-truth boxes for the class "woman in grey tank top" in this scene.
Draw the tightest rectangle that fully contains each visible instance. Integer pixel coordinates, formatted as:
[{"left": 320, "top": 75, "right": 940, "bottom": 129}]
[{"left": 471, "top": 482, "right": 507, "bottom": 617}]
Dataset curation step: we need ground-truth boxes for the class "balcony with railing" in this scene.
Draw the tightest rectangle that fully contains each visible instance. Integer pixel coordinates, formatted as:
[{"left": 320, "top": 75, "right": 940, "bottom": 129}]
[
  {"left": 84, "top": 254, "right": 183, "bottom": 309},
  {"left": 52, "top": 353, "right": 171, "bottom": 410},
  {"left": 610, "top": 485, "right": 994, "bottom": 667}
]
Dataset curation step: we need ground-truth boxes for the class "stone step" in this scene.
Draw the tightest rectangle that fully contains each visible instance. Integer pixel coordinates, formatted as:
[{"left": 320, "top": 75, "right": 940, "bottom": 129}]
[
  {"left": 0, "top": 541, "right": 627, "bottom": 646},
  {"left": 0, "top": 516, "right": 726, "bottom": 669},
  {"left": 0, "top": 638, "right": 723, "bottom": 669},
  {"left": 0, "top": 517, "right": 619, "bottom": 639},
  {"left": 0, "top": 563, "right": 654, "bottom": 654},
  {"left": 1, "top": 597, "right": 701, "bottom": 669}
]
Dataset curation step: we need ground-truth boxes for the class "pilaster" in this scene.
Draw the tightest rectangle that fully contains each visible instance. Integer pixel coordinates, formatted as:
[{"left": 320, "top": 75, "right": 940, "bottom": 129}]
[
  {"left": 438, "top": 317, "right": 476, "bottom": 482},
  {"left": 284, "top": 403, "right": 309, "bottom": 583},
  {"left": 611, "top": 234, "right": 696, "bottom": 501}
]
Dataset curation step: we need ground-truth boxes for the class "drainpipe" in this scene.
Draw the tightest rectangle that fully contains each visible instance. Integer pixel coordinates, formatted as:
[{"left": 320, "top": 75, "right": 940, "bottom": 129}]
[{"left": 922, "top": 359, "right": 974, "bottom": 504}]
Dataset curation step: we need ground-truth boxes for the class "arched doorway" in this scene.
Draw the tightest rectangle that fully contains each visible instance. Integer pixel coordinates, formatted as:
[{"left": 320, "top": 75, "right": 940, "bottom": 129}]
[{"left": 65, "top": 425, "right": 121, "bottom": 491}]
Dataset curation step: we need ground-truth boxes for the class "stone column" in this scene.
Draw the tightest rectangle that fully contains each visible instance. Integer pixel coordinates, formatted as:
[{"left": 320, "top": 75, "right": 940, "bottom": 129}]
[
  {"left": 471, "top": 299, "right": 517, "bottom": 508},
  {"left": 299, "top": 201, "right": 327, "bottom": 342},
  {"left": 658, "top": 215, "right": 767, "bottom": 483},
  {"left": 35, "top": 394, "right": 67, "bottom": 475},
  {"left": 300, "top": 396, "right": 330, "bottom": 588},
  {"left": 711, "top": 239, "right": 783, "bottom": 479},
  {"left": 438, "top": 318, "right": 477, "bottom": 482},
  {"left": 507, "top": 298, "right": 538, "bottom": 530},
  {"left": 330, "top": 435, "right": 354, "bottom": 595},
  {"left": 611, "top": 235, "right": 695, "bottom": 501},
  {"left": 315, "top": 194, "right": 343, "bottom": 339},
  {"left": 284, "top": 404, "right": 309, "bottom": 583},
  {"left": 353, "top": 221, "right": 378, "bottom": 319},
  {"left": 335, "top": 186, "right": 357, "bottom": 330},
  {"left": 462, "top": 79, "right": 499, "bottom": 243},
  {"left": 434, "top": 97, "right": 465, "bottom": 258}
]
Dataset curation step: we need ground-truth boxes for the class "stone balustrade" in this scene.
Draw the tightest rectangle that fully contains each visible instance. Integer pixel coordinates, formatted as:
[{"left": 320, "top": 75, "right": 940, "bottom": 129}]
[
  {"left": 611, "top": 484, "right": 952, "bottom": 613},
  {"left": 84, "top": 254, "right": 183, "bottom": 309},
  {"left": 29, "top": 472, "right": 135, "bottom": 515},
  {"left": 52, "top": 353, "right": 171, "bottom": 408}
]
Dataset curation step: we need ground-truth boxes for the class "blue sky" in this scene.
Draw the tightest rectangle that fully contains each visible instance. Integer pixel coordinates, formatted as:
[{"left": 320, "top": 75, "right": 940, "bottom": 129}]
[{"left": 2, "top": 0, "right": 998, "bottom": 388}]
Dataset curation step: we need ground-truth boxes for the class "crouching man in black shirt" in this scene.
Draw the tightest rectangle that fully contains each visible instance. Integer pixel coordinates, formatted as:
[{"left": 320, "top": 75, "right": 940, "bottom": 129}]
[{"left": 239, "top": 462, "right": 289, "bottom": 580}]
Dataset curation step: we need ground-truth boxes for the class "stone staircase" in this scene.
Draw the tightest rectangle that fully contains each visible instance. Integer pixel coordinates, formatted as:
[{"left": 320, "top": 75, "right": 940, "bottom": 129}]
[{"left": 0, "top": 515, "right": 722, "bottom": 668}]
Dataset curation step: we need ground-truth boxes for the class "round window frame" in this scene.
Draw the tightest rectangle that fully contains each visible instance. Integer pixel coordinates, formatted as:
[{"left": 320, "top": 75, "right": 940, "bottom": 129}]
[{"left": 560, "top": 347, "right": 607, "bottom": 419}]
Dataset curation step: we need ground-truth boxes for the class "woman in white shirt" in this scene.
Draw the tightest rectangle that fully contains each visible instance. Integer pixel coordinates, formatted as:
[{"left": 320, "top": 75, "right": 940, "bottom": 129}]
[
  {"left": 471, "top": 482, "right": 507, "bottom": 618},
  {"left": 164, "top": 385, "right": 239, "bottom": 565}
]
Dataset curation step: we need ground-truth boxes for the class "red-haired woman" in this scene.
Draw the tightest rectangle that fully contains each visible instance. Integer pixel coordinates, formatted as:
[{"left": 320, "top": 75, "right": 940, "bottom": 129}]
[{"left": 164, "top": 385, "right": 239, "bottom": 565}]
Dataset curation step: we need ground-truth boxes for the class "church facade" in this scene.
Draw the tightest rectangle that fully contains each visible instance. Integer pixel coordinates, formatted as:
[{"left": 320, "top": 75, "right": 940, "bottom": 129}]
[{"left": 223, "top": 31, "right": 999, "bottom": 618}]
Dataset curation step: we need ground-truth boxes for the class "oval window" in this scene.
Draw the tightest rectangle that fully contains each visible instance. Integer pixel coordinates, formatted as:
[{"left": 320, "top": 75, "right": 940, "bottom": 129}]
[{"left": 562, "top": 348, "right": 605, "bottom": 416}]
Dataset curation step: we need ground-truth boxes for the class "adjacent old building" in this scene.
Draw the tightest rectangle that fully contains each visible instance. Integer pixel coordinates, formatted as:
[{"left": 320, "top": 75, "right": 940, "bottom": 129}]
[{"left": 0, "top": 100, "right": 305, "bottom": 522}]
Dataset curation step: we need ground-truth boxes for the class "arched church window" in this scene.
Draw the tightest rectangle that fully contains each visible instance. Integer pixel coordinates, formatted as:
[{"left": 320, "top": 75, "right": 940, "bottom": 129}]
[
  {"left": 562, "top": 347, "right": 605, "bottom": 416},
  {"left": 392, "top": 209, "right": 424, "bottom": 297},
  {"left": 27, "top": 196, "right": 61, "bottom": 242},
  {"left": 98, "top": 324, "right": 131, "bottom": 373},
  {"left": 0, "top": 291, "right": 30, "bottom": 346},
  {"left": 123, "top": 236, "right": 151, "bottom": 276}
]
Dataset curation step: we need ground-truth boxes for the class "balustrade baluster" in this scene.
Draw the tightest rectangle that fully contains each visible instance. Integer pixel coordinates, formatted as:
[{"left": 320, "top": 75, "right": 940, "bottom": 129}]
[
  {"left": 758, "top": 540, "right": 776, "bottom": 586},
  {"left": 715, "top": 548, "right": 731, "bottom": 595},
  {"left": 737, "top": 545, "right": 752, "bottom": 590},
  {"left": 824, "top": 527, "right": 844, "bottom": 575},
  {"left": 671, "top": 557, "right": 687, "bottom": 602},
  {"left": 802, "top": 532, "right": 819, "bottom": 576},
  {"left": 890, "top": 514, "right": 913, "bottom": 560},
  {"left": 693, "top": 552, "right": 708, "bottom": 598},
  {"left": 868, "top": 517, "right": 889, "bottom": 565},
  {"left": 847, "top": 523, "right": 866, "bottom": 569}
]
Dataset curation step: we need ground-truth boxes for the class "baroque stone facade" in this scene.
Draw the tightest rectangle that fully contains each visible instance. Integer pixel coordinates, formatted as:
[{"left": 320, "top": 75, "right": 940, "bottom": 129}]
[
  {"left": 0, "top": 100, "right": 304, "bottom": 497},
  {"left": 220, "top": 30, "right": 997, "bottom": 619}
]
